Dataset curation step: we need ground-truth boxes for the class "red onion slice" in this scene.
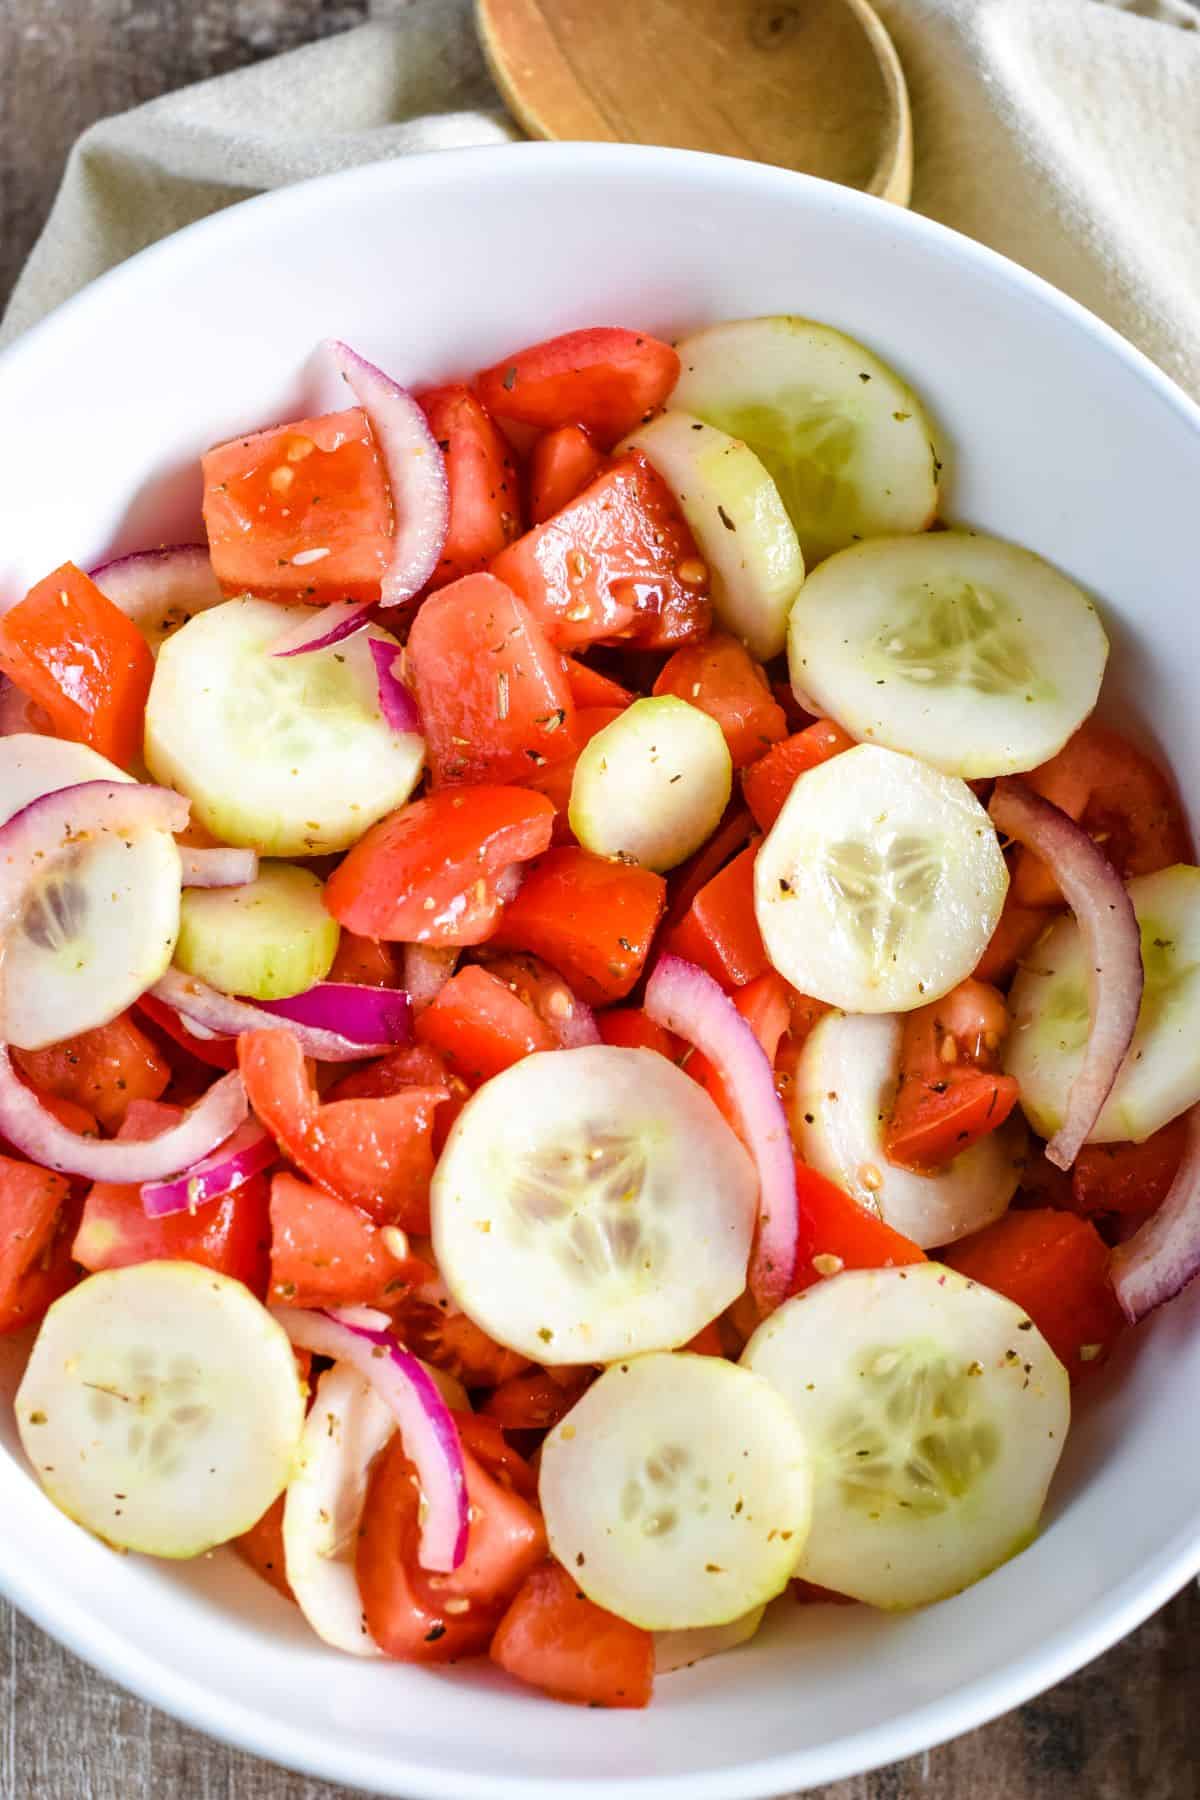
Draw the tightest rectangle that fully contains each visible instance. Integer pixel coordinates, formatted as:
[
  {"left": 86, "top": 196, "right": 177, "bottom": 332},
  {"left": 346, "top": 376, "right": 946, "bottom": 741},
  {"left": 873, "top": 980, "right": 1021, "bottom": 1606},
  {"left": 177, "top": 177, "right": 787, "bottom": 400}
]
[
  {"left": 645, "top": 953, "right": 796, "bottom": 1316},
  {"left": 141, "top": 1119, "right": 275, "bottom": 1219},
  {"left": 274, "top": 1305, "right": 468, "bottom": 1572},
  {"left": 181, "top": 846, "right": 258, "bottom": 888},
  {"left": 257, "top": 981, "right": 411, "bottom": 1047},
  {"left": 1110, "top": 1106, "right": 1200, "bottom": 1323},
  {"left": 90, "top": 545, "right": 224, "bottom": 642},
  {"left": 270, "top": 600, "right": 375, "bottom": 659},
  {"left": 403, "top": 944, "right": 459, "bottom": 1013},
  {"left": 152, "top": 968, "right": 390, "bottom": 1063},
  {"left": 991, "top": 778, "right": 1143, "bottom": 1170},
  {"left": 326, "top": 340, "right": 449, "bottom": 605},
  {"left": 368, "top": 638, "right": 421, "bottom": 735},
  {"left": 0, "top": 676, "right": 52, "bottom": 737}
]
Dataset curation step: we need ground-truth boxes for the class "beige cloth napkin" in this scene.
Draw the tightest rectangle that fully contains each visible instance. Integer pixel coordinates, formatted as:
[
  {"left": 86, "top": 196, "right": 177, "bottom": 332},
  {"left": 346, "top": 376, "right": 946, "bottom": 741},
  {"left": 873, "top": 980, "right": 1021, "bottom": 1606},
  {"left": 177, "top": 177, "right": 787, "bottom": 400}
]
[{"left": 3, "top": 0, "right": 1198, "bottom": 400}]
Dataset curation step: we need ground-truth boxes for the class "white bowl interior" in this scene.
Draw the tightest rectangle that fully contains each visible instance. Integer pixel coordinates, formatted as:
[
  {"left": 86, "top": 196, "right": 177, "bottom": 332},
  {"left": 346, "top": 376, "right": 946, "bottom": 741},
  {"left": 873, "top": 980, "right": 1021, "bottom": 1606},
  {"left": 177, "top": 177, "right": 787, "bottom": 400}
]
[{"left": 1, "top": 145, "right": 1198, "bottom": 1800}]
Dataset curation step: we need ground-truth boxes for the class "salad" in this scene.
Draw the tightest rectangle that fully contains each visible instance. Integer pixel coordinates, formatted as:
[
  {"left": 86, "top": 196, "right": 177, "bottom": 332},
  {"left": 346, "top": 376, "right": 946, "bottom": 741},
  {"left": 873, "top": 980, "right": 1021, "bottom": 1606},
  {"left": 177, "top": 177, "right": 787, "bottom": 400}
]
[{"left": 0, "top": 316, "right": 1196, "bottom": 1711}]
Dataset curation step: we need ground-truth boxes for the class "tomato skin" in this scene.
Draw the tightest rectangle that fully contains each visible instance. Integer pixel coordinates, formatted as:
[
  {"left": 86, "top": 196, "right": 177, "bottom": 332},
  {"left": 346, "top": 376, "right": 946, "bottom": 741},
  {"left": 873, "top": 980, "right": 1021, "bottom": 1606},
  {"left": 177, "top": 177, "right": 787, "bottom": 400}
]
[
  {"left": 490, "top": 454, "right": 711, "bottom": 651},
  {"left": 239, "top": 1029, "right": 445, "bottom": 1230},
  {"left": 1070, "top": 1118, "right": 1188, "bottom": 1222},
  {"left": 14, "top": 1013, "right": 170, "bottom": 1134},
  {"left": 530, "top": 427, "right": 606, "bottom": 525},
  {"left": 202, "top": 408, "right": 393, "bottom": 602},
  {"left": 559, "top": 655, "right": 634, "bottom": 712},
  {"left": 0, "top": 1154, "right": 73, "bottom": 1331},
  {"left": 790, "top": 1162, "right": 926, "bottom": 1294},
  {"left": 420, "top": 385, "right": 522, "bottom": 588},
  {"left": 407, "top": 573, "right": 578, "bottom": 787},
  {"left": 654, "top": 634, "right": 788, "bottom": 769},
  {"left": 357, "top": 1438, "right": 547, "bottom": 1662},
  {"left": 268, "top": 1171, "right": 429, "bottom": 1309},
  {"left": 597, "top": 1007, "right": 682, "bottom": 1060},
  {"left": 487, "top": 846, "right": 667, "bottom": 1005},
  {"left": 491, "top": 1559, "right": 654, "bottom": 1709},
  {"left": 235, "top": 1493, "right": 294, "bottom": 1602},
  {"left": 324, "top": 786, "right": 555, "bottom": 945},
  {"left": 482, "top": 1368, "right": 592, "bottom": 1433},
  {"left": 663, "top": 844, "right": 767, "bottom": 989},
  {"left": 476, "top": 327, "right": 680, "bottom": 448},
  {"left": 328, "top": 932, "right": 397, "bottom": 988},
  {"left": 522, "top": 705, "right": 624, "bottom": 843},
  {"left": 414, "top": 964, "right": 559, "bottom": 1085},
  {"left": 742, "top": 719, "right": 855, "bottom": 830},
  {"left": 0, "top": 563, "right": 154, "bottom": 770},
  {"left": 885, "top": 980, "right": 1020, "bottom": 1172}
]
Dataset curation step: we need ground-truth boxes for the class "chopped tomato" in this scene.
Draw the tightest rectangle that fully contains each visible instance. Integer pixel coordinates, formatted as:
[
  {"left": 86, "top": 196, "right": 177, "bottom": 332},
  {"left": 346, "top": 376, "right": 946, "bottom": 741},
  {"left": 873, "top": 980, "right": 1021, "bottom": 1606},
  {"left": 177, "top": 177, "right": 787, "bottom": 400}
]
[
  {"left": 693, "top": 971, "right": 792, "bottom": 1125},
  {"left": 742, "top": 719, "right": 854, "bottom": 830},
  {"left": 268, "top": 1171, "right": 429, "bottom": 1309},
  {"left": 14, "top": 1013, "right": 170, "bottom": 1134},
  {"left": 665, "top": 806, "right": 757, "bottom": 928},
  {"left": 773, "top": 991, "right": 832, "bottom": 1110},
  {"left": 790, "top": 1162, "right": 926, "bottom": 1294},
  {"left": 239, "top": 1029, "right": 444, "bottom": 1230},
  {"left": 406, "top": 572, "right": 578, "bottom": 786},
  {"left": 456, "top": 1413, "right": 540, "bottom": 1505},
  {"left": 973, "top": 893, "right": 1054, "bottom": 985},
  {"left": 235, "top": 1494, "right": 294, "bottom": 1602},
  {"left": 328, "top": 932, "right": 397, "bottom": 988},
  {"left": 558, "top": 655, "right": 634, "bottom": 712},
  {"left": 482, "top": 1368, "right": 592, "bottom": 1433},
  {"left": 415, "top": 964, "right": 558, "bottom": 1085},
  {"left": 397, "top": 1298, "right": 530, "bottom": 1388},
  {"left": 0, "top": 563, "right": 154, "bottom": 770},
  {"left": 136, "top": 994, "right": 240, "bottom": 1074},
  {"left": 475, "top": 950, "right": 597, "bottom": 1042},
  {"left": 491, "top": 1560, "right": 654, "bottom": 1708},
  {"left": 202, "top": 408, "right": 392, "bottom": 602},
  {"left": 530, "top": 426, "right": 605, "bottom": 524},
  {"left": 324, "top": 786, "right": 555, "bottom": 945},
  {"left": 597, "top": 1007, "right": 682, "bottom": 1060},
  {"left": 324, "top": 1044, "right": 468, "bottom": 1155},
  {"left": 884, "top": 980, "right": 1019, "bottom": 1172},
  {"left": 490, "top": 454, "right": 711, "bottom": 650},
  {"left": 792, "top": 1579, "right": 858, "bottom": 1606},
  {"left": 0, "top": 1154, "right": 73, "bottom": 1332},
  {"left": 487, "top": 846, "right": 666, "bottom": 1004},
  {"left": 1, "top": 1187, "right": 84, "bottom": 1335},
  {"left": 476, "top": 327, "right": 680, "bottom": 448},
  {"left": 522, "top": 705, "right": 624, "bottom": 843},
  {"left": 73, "top": 1100, "right": 271, "bottom": 1294},
  {"left": 943, "top": 1208, "right": 1125, "bottom": 1380},
  {"left": 1070, "top": 1118, "right": 1188, "bottom": 1221},
  {"left": 664, "top": 843, "right": 767, "bottom": 989},
  {"left": 357, "top": 1437, "right": 547, "bottom": 1661},
  {"left": 1010, "top": 722, "right": 1192, "bottom": 906},
  {"left": 419, "top": 384, "right": 522, "bottom": 587},
  {"left": 681, "top": 1320, "right": 725, "bottom": 1356},
  {"left": 654, "top": 634, "right": 787, "bottom": 769}
]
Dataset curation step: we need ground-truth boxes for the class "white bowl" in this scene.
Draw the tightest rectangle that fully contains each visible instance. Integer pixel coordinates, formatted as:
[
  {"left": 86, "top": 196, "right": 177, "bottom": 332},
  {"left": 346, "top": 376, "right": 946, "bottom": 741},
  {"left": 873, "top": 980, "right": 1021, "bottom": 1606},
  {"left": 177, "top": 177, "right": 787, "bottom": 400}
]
[{"left": 1, "top": 143, "right": 1199, "bottom": 1799}]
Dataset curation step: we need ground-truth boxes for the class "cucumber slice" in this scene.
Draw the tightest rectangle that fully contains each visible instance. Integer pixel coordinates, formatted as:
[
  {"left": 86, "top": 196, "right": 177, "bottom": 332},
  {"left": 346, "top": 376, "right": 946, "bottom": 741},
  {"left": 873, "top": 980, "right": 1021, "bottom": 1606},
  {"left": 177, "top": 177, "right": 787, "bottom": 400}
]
[
  {"left": 175, "top": 860, "right": 339, "bottom": 1001},
  {"left": 16, "top": 1262, "right": 305, "bottom": 1558},
  {"left": 621, "top": 411, "right": 804, "bottom": 659},
  {"left": 0, "top": 734, "right": 182, "bottom": 1049},
  {"left": 754, "top": 743, "right": 1008, "bottom": 1013},
  {"left": 742, "top": 1265, "right": 1070, "bottom": 1609},
  {"left": 1006, "top": 864, "right": 1200, "bottom": 1144},
  {"left": 539, "top": 1353, "right": 811, "bottom": 1630},
  {"left": 791, "top": 1011, "right": 1024, "bottom": 1249},
  {"left": 431, "top": 1046, "right": 756, "bottom": 1363},
  {"left": 144, "top": 599, "right": 423, "bottom": 856},
  {"left": 283, "top": 1362, "right": 394, "bottom": 1656},
  {"left": 671, "top": 317, "right": 939, "bottom": 566},
  {"left": 654, "top": 1607, "right": 765, "bottom": 1674},
  {"left": 568, "top": 696, "right": 732, "bottom": 872},
  {"left": 787, "top": 533, "right": 1109, "bottom": 779}
]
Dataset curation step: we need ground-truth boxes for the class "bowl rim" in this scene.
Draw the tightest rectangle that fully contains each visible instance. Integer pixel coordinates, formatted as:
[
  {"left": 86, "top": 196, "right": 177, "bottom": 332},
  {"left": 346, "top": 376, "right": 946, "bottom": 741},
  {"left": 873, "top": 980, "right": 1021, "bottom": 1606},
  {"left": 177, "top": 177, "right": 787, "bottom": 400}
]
[{"left": 2, "top": 137, "right": 1200, "bottom": 1799}]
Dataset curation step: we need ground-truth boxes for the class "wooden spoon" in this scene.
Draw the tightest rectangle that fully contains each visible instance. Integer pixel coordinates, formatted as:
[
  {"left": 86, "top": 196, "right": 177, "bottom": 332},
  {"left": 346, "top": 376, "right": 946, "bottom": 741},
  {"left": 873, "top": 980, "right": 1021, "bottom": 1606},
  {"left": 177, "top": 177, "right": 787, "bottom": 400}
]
[{"left": 476, "top": 0, "right": 912, "bottom": 205}]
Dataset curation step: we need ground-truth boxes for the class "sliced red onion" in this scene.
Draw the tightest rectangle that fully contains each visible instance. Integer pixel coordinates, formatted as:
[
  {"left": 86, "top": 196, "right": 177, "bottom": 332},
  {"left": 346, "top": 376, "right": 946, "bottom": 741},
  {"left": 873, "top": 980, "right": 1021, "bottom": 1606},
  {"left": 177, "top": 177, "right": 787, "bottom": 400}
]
[
  {"left": 271, "top": 599, "right": 375, "bottom": 659},
  {"left": 273, "top": 1305, "right": 468, "bottom": 1572},
  {"left": 646, "top": 953, "right": 796, "bottom": 1316},
  {"left": 257, "top": 981, "right": 411, "bottom": 1047},
  {"left": 403, "top": 944, "right": 459, "bottom": 1013},
  {"left": 368, "top": 637, "right": 421, "bottom": 735},
  {"left": 1110, "top": 1106, "right": 1200, "bottom": 1323},
  {"left": 0, "top": 675, "right": 52, "bottom": 737},
  {"left": 991, "top": 778, "right": 1143, "bottom": 1170},
  {"left": 141, "top": 1119, "right": 275, "bottom": 1219},
  {"left": 181, "top": 846, "right": 258, "bottom": 888},
  {"left": 152, "top": 967, "right": 389, "bottom": 1063},
  {"left": 90, "top": 545, "right": 223, "bottom": 641},
  {"left": 326, "top": 340, "right": 449, "bottom": 605},
  {"left": 556, "top": 994, "right": 601, "bottom": 1048},
  {"left": 493, "top": 863, "right": 524, "bottom": 905}
]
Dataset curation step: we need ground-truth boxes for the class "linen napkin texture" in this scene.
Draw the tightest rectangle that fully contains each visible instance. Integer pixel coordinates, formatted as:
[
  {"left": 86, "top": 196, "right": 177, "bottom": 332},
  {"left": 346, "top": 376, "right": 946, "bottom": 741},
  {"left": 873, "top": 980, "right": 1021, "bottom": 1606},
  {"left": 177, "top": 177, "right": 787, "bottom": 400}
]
[{"left": 2, "top": 0, "right": 1198, "bottom": 403}]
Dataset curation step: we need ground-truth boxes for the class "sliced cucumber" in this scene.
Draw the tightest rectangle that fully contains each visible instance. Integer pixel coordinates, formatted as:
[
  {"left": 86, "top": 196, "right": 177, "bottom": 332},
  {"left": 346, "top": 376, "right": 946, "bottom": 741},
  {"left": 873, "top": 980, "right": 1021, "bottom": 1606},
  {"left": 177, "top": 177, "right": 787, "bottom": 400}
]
[
  {"left": 654, "top": 1607, "right": 765, "bottom": 1674},
  {"left": 1007, "top": 864, "right": 1200, "bottom": 1143},
  {"left": 787, "top": 533, "right": 1108, "bottom": 778},
  {"left": 742, "top": 1264, "right": 1070, "bottom": 1609},
  {"left": 15, "top": 1262, "right": 305, "bottom": 1558},
  {"left": 568, "top": 696, "right": 732, "bottom": 872},
  {"left": 175, "top": 860, "right": 339, "bottom": 1001},
  {"left": 620, "top": 411, "right": 804, "bottom": 659},
  {"left": 283, "top": 1362, "right": 394, "bottom": 1656},
  {"left": 539, "top": 1353, "right": 811, "bottom": 1630},
  {"left": 0, "top": 734, "right": 181, "bottom": 1049},
  {"left": 431, "top": 1046, "right": 756, "bottom": 1363},
  {"left": 792, "top": 1012, "right": 1023, "bottom": 1248},
  {"left": 671, "top": 317, "right": 939, "bottom": 566},
  {"left": 754, "top": 743, "right": 1008, "bottom": 1013},
  {"left": 144, "top": 599, "right": 423, "bottom": 856}
]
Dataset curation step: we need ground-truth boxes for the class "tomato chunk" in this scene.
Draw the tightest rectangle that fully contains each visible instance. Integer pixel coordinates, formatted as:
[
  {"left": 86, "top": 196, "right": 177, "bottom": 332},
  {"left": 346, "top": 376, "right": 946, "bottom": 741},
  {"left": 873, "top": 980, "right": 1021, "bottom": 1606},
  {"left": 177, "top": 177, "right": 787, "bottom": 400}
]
[
  {"left": 324, "top": 1043, "right": 468, "bottom": 1154},
  {"left": 530, "top": 426, "right": 606, "bottom": 525},
  {"left": 456, "top": 1413, "right": 541, "bottom": 1504},
  {"left": 357, "top": 1437, "right": 547, "bottom": 1662},
  {"left": 407, "top": 573, "right": 578, "bottom": 786},
  {"left": 558, "top": 655, "right": 634, "bottom": 712},
  {"left": 664, "top": 844, "right": 767, "bottom": 989},
  {"left": 490, "top": 455, "right": 711, "bottom": 650},
  {"left": 324, "top": 786, "right": 555, "bottom": 945},
  {"left": 136, "top": 994, "right": 239, "bottom": 1073},
  {"left": 491, "top": 1560, "right": 654, "bottom": 1708},
  {"left": 235, "top": 1493, "right": 294, "bottom": 1602},
  {"left": 692, "top": 971, "right": 792, "bottom": 1126},
  {"left": 742, "top": 719, "right": 855, "bottom": 830},
  {"left": 654, "top": 633, "right": 787, "bottom": 769},
  {"left": 419, "top": 384, "right": 522, "bottom": 587},
  {"left": 476, "top": 327, "right": 679, "bottom": 449},
  {"left": 415, "top": 964, "right": 558, "bottom": 1086},
  {"left": 0, "top": 1154, "right": 72, "bottom": 1331},
  {"left": 482, "top": 1368, "right": 592, "bottom": 1433},
  {"left": 943, "top": 1208, "right": 1124, "bottom": 1381},
  {"left": 972, "top": 894, "right": 1054, "bottom": 985},
  {"left": 522, "top": 705, "right": 624, "bottom": 844},
  {"left": 597, "top": 1007, "right": 682, "bottom": 1060},
  {"left": 885, "top": 980, "right": 1020, "bottom": 1172},
  {"left": 14, "top": 1013, "right": 170, "bottom": 1134},
  {"left": 396, "top": 1297, "right": 530, "bottom": 1388},
  {"left": 239, "top": 1029, "right": 444, "bottom": 1230},
  {"left": 790, "top": 1162, "right": 926, "bottom": 1293},
  {"left": 268, "top": 1171, "right": 429, "bottom": 1309},
  {"left": 0, "top": 563, "right": 154, "bottom": 770},
  {"left": 202, "top": 408, "right": 392, "bottom": 602},
  {"left": 487, "top": 847, "right": 666, "bottom": 1005},
  {"left": 1070, "top": 1118, "right": 1188, "bottom": 1221},
  {"left": 328, "top": 932, "right": 397, "bottom": 988}
]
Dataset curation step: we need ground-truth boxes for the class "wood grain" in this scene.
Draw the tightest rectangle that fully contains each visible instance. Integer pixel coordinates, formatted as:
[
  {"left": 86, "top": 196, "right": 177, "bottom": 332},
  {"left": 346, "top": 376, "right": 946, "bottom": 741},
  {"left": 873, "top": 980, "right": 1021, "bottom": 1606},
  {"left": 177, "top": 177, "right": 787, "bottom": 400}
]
[{"left": 0, "top": 2, "right": 1198, "bottom": 1795}]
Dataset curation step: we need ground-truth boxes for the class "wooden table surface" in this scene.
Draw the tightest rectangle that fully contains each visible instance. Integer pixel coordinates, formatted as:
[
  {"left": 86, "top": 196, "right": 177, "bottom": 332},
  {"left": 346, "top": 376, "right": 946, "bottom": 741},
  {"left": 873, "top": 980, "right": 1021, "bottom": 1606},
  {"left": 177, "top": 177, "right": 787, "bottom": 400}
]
[{"left": 1, "top": 1, "right": 1198, "bottom": 1795}]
